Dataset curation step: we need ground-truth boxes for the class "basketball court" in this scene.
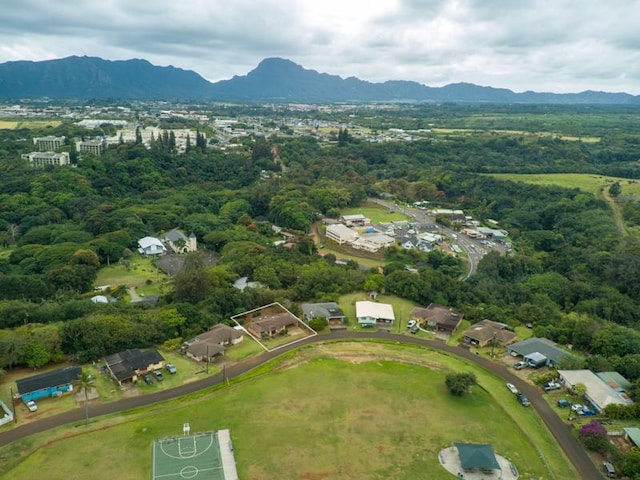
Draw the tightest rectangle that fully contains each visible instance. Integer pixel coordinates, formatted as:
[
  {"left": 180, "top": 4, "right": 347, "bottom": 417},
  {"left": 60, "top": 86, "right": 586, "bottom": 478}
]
[{"left": 152, "top": 426, "right": 238, "bottom": 480}]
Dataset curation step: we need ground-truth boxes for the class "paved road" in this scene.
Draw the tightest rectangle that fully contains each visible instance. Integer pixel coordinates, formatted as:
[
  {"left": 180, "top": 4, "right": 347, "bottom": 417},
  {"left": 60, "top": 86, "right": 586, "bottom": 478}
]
[
  {"left": 368, "top": 198, "right": 483, "bottom": 279},
  {"left": 0, "top": 331, "right": 602, "bottom": 479}
]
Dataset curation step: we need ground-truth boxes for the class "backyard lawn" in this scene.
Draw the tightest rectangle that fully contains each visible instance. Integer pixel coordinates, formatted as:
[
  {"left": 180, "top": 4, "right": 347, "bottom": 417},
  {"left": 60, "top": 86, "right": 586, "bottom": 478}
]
[{"left": 0, "top": 342, "right": 576, "bottom": 479}]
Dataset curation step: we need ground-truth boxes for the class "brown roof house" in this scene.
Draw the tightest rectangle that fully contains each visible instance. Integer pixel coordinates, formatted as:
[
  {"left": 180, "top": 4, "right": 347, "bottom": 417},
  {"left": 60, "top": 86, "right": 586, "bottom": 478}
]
[
  {"left": 184, "top": 324, "right": 244, "bottom": 362},
  {"left": 248, "top": 312, "right": 299, "bottom": 339},
  {"left": 105, "top": 348, "right": 165, "bottom": 386},
  {"left": 461, "top": 320, "right": 517, "bottom": 348},
  {"left": 410, "top": 304, "right": 463, "bottom": 333}
]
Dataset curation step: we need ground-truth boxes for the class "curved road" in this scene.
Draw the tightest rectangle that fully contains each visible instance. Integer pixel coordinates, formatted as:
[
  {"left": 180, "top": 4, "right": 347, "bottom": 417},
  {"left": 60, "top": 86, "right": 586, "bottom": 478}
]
[{"left": 0, "top": 331, "right": 602, "bottom": 479}]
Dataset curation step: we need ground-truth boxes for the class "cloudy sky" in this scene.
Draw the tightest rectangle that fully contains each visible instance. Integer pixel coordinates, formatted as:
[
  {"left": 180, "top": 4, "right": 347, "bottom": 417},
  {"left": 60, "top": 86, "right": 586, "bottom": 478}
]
[{"left": 1, "top": 0, "right": 639, "bottom": 94}]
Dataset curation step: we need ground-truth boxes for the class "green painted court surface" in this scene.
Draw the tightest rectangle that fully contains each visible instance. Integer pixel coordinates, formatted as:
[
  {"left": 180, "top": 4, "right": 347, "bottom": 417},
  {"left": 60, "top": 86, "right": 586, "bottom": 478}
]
[{"left": 152, "top": 431, "right": 235, "bottom": 480}]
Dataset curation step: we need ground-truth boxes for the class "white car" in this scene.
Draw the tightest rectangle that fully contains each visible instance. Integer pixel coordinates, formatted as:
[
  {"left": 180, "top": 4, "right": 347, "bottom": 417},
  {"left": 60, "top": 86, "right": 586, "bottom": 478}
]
[
  {"left": 506, "top": 383, "right": 519, "bottom": 395},
  {"left": 26, "top": 400, "right": 38, "bottom": 412},
  {"left": 407, "top": 320, "right": 417, "bottom": 329}
]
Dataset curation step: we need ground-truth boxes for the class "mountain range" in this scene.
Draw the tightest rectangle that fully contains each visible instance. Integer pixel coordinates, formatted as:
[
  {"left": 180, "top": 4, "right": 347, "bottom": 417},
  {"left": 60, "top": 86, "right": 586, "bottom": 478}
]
[{"left": 0, "top": 55, "right": 638, "bottom": 105}]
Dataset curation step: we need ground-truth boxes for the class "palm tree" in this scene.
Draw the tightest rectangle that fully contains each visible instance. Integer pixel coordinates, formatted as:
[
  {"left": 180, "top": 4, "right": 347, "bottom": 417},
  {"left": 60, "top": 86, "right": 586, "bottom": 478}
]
[{"left": 75, "top": 370, "right": 93, "bottom": 426}]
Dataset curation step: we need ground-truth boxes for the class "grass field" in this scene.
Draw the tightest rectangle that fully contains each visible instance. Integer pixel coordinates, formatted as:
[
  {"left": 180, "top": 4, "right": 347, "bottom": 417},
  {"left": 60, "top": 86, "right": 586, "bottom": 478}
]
[
  {"left": 341, "top": 200, "right": 408, "bottom": 224},
  {"left": 0, "top": 120, "right": 62, "bottom": 130},
  {"left": 95, "top": 254, "right": 168, "bottom": 295},
  {"left": 431, "top": 127, "right": 600, "bottom": 143},
  {"left": 0, "top": 342, "right": 576, "bottom": 479},
  {"left": 489, "top": 172, "right": 640, "bottom": 196}
]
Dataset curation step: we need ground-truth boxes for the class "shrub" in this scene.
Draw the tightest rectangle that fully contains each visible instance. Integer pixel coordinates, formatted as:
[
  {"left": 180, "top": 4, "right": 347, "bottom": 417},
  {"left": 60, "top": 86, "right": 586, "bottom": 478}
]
[
  {"left": 579, "top": 421, "right": 609, "bottom": 453},
  {"left": 445, "top": 372, "right": 477, "bottom": 396}
]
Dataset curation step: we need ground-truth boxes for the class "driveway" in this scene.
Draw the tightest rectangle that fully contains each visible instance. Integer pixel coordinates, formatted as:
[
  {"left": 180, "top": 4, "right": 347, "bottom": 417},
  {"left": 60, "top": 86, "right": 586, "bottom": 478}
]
[{"left": 0, "top": 331, "right": 602, "bottom": 479}]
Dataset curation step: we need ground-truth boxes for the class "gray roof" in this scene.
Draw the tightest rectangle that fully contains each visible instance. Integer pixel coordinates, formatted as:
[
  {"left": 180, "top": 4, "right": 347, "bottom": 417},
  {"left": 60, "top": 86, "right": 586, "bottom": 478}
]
[
  {"left": 105, "top": 349, "right": 164, "bottom": 381},
  {"left": 164, "top": 228, "right": 188, "bottom": 243},
  {"left": 507, "top": 337, "right": 573, "bottom": 364},
  {"left": 16, "top": 366, "right": 82, "bottom": 395},
  {"left": 302, "top": 302, "right": 345, "bottom": 320}
]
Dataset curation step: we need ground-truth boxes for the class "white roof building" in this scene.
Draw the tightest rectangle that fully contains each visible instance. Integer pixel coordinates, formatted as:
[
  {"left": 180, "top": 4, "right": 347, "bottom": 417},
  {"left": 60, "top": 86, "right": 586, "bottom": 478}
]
[
  {"left": 558, "top": 369, "right": 633, "bottom": 411},
  {"left": 137, "top": 236, "right": 167, "bottom": 256},
  {"left": 325, "top": 224, "right": 358, "bottom": 245},
  {"left": 355, "top": 301, "right": 395, "bottom": 326}
]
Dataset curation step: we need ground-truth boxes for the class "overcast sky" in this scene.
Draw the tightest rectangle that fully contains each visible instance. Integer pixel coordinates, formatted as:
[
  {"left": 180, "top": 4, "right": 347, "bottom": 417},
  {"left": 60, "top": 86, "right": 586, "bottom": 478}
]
[{"left": 1, "top": 0, "right": 640, "bottom": 94}]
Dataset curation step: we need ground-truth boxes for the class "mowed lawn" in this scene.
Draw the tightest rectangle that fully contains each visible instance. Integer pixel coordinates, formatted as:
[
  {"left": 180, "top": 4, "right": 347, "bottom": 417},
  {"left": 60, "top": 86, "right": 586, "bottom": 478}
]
[
  {"left": 2, "top": 344, "right": 575, "bottom": 479},
  {"left": 94, "top": 254, "right": 167, "bottom": 289},
  {"left": 341, "top": 201, "right": 408, "bottom": 224}
]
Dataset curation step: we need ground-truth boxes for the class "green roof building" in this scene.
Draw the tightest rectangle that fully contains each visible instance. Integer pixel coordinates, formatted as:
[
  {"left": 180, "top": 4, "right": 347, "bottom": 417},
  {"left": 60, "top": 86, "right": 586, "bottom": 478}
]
[{"left": 455, "top": 442, "right": 501, "bottom": 471}]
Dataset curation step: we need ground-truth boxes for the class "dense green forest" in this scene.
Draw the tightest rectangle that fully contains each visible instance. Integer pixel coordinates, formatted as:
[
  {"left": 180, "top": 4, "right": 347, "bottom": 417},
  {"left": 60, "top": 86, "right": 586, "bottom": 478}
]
[{"left": 2, "top": 104, "right": 640, "bottom": 391}]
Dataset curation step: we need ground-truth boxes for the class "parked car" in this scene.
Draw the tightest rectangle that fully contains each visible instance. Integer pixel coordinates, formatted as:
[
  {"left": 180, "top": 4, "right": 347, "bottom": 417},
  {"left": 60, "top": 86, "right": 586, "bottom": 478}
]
[
  {"left": 543, "top": 381, "right": 561, "bottom": 391},
  {"left": 516, "top": 392, "right": 530, "bottom": 406},
  {"left": 571, "top": 403, "right": 585, "bottom": 412},
  {"left": 557, "top": 399, "right": 572, "bottom": 408},
  {"left": 165, "top": 363, "right": 177, "bottom": 374},
  {"left": 580, "top": 408, "right": 597, "bottom": 416},
  {"left": 26, "top": 400, "right": 38, "bottom": 412},
  {"left": 506, "top": 383, "right": 519, "bottom": 395},
  {"left": 153, "top": 370, "right": 164, "bottom": 381},
  {"left": 143, "top": 374, "right": 153, "bottom": 385},
  {"left": 410, "top": 325, "right": 420, "bottom": 334},
  {"left": 514, "top": 361, "right": 527, "bottom": 370},
  {"left": 407, "top": 320, "right": 417, "bottom": 329}
]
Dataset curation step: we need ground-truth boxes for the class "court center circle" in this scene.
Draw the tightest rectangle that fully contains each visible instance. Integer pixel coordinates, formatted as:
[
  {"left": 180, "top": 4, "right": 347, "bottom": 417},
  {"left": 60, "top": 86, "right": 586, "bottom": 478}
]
[{"left": 180, "top": 465, "right": 199, "bottom": 479}]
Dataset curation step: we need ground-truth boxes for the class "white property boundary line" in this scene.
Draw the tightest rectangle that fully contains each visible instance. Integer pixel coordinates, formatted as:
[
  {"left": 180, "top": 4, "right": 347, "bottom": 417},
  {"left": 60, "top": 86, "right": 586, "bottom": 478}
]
[{"left": 230, "top": 301, "right": 317, "bottom": 353}]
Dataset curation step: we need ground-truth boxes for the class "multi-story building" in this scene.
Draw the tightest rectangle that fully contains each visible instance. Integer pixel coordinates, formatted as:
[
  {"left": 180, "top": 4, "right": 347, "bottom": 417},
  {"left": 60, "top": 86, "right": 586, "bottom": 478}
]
[
  {"left": 21, "top": 151, "right": 71, "bottom": 168},
  {"left": 76, "top": 139, "right": 104, "bottom": 156},
  {"left": 33, "top": 136, "right": 65, "bottom": 151}
]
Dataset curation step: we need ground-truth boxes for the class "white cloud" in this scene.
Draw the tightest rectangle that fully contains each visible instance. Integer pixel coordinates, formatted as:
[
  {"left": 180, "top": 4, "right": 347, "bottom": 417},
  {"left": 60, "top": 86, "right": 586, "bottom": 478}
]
[{"left": 0, "top": 0, "right": 639, "bottom": 93}]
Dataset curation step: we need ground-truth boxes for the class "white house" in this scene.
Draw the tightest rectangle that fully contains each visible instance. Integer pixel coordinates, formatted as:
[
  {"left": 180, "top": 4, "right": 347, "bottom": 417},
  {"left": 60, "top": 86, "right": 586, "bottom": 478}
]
[
  {"left": 558, "top": 369, "right": 633, "bottom": 411},
  {"left": 325, "top": 224, "right": 358, "bottom": 245},
  {"left": 137, "top": 236, "right": 167, "bottom": 256},
  {"left": 355, "top": 301, "right": 395, "bottom": 327}
]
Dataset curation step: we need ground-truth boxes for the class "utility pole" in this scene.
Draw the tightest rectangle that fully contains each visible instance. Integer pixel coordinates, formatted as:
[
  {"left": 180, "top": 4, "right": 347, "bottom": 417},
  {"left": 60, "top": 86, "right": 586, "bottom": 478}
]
[
  {"left": 206, "top": 345, "right": 209, "bottom": 374},
  {"left": 10, "top": 387, "right": 17, "bottom": 424}
]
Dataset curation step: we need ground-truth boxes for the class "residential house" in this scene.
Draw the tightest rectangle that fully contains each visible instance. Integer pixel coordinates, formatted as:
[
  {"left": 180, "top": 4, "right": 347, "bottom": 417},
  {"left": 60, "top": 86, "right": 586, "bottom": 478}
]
[
  {"left": 558, "top": 369, "right": 633, "bottom": 411},
  {"left": 185, "top": 324, "right": 244, "bottom": 362},
  {"left": 248, "top": 312, "right": 299, "bottom": 338},
  {"left": 624, "top": 428, "right": 640, "bottom": 448},
  {"left": 506, "top": 337, "right": 575, "bottom": 368},
  {"left": 105, "top": 348, "right": 165, "bottom": 386},
  {"left": 410, "top": 304, "right": 463, "bottom": 333},
  {"left": 137, "top": 236, "right": 167, "bottom": 256},
  {"left": 163, "top": 228, "right": 197, "bottom": 254},
  {"left": 355, "top": 301, "right": 394, "bottom": 327},
  {"left": 16, "top": 366, "right": 82, "bottom": 402},
  {"left": 302, "top": 302, "right": 347, "bottom": 327},
  {"left": 596, "top": 371, "right": 633, "bottom": 394},
  {"left": 461, "top": 319, "right": 516, "bottom": 347},
  {"left": 325, "top": 224, "right": 358, "bottom": 245}
]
